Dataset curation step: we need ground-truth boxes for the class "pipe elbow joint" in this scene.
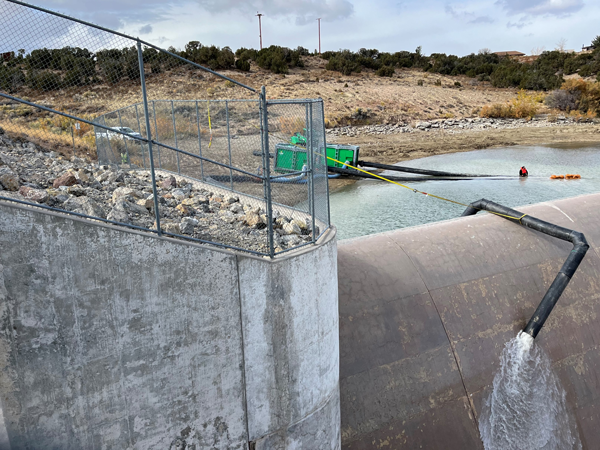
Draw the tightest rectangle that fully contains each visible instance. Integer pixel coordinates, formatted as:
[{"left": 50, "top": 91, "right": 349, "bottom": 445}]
[
  {"left": 570, "top": 231, "right": 589, "bottom": 249},
  {"left": 461, "top": 198, "right": 490, "bottom": 217}
]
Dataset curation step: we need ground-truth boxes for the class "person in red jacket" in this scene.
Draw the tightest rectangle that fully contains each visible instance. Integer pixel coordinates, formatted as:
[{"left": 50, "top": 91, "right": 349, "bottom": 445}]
[{"left": 519, "top": 166, "right": 529, "bottom": 177}]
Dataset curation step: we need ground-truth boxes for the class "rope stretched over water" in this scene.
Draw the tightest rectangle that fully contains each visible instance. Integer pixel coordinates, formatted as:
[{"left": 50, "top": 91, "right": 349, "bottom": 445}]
[{"left": 326, "top": 155, "right": 527, "bottom": 222}]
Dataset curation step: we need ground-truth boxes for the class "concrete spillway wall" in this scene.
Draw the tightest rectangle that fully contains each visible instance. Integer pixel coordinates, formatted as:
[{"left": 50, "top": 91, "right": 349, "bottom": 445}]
[
  {"left": 0, "top": 201, "right": 340, "bottom": 450},
  {"left": 338, "top": 193, "right": 600, "bottom": 449}
]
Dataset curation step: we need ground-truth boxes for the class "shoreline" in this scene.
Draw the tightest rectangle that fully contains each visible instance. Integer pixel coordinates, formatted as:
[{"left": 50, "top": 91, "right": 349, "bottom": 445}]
[{"left": 327, "top": 122, "right": 600, "bottom": 191}]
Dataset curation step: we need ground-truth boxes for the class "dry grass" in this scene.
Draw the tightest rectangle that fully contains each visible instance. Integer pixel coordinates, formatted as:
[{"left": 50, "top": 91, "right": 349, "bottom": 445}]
[
  {"left": 0, "top": 119, "right": 97, "bottom": 159},
  {"left": 480, "top": 90, "right": 545, "bottom": 119},
  {"left": 0, "top": 56, "right": 527, "bottom": 157}
]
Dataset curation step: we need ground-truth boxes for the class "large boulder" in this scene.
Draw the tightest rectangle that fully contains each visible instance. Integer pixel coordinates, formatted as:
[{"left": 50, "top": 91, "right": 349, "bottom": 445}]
[
  {"left": 63, "top": 196, "right": 106, "bottom": 219},
  {"left": 0, "top": 167, "right": 19, "bottom": 191},
  {"left": 52, "top": 172, "right": 78, "bottom": 189},
  {"left": 18, "top": 186, "right": 48, "bottom": 203}
]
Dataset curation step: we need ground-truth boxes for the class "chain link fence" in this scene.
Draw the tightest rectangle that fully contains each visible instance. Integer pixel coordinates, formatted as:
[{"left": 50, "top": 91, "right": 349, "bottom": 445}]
[{"left": 0, "top": 0, "right": 330, "bottom": 257}]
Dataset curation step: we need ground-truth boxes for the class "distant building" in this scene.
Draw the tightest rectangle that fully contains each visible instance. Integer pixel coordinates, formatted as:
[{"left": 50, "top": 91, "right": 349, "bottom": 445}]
[
  {"left": 1, "top": 51, "right": 14, "bottom": 62},
  {"left": 494, "top": 51, "right": 526, "bottom": 57},
  {"left": 581, "top": 45, "right": 594, "bottom": 53}
]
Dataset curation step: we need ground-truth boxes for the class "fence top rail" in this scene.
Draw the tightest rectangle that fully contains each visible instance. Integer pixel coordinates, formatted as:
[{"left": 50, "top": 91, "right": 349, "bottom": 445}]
[
  {"left": 3, "top": 0, "right": 257, "bottom": 93},
  {"left": 266, "top": 98, "right": 324, "bottom": 105},
  {"left": 149, "top": 99, "right": 260, "bottom": 104}
]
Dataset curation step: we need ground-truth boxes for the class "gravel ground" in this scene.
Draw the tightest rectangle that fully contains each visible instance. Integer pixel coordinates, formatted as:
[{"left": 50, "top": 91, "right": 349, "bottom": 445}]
[
  {"left": 0, "top": 128, "right": 318, "bottom": 255},
  {"left": 326, "top": 115, "right": 594, "bottom": 138}
]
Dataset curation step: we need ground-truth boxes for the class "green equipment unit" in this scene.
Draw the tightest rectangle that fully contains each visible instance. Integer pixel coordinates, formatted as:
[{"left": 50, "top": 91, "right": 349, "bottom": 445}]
[
  {"left": 325, "top": 144, "right": 360, "bottom": 168},
  {"left": 274, "top": 143, "right": 308, "bottom": 173},
  {"left": 274, "top": 143, "right": 360, "bottom": 173},
  {"left": 290, "top": 129, "right": 307, "bottom": 146}
]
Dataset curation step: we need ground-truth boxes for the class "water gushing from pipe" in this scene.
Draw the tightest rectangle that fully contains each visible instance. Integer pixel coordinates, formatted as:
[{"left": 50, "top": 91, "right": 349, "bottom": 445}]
[{"left": 478, "top": 331, "right": 581, "bottom": 450}]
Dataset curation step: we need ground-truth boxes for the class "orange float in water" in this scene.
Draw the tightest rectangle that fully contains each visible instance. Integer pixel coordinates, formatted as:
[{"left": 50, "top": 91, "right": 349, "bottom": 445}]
[{"left": 550, "top": 174, "right": 580, "bottom": 179}]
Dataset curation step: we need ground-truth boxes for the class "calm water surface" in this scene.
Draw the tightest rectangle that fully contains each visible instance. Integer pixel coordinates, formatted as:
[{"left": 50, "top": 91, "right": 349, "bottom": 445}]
[{"left": 330, "top": 143, "right": 600, "bottom": 240}]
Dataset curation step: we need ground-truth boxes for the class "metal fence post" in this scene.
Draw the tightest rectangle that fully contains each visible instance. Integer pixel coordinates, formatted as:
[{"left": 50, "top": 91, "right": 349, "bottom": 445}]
[
  {"left": 152, "top": 100, "right": 161, "bottom": 169},
  {"left": 171, "top": 100, "right": 180, "bottom": 174},
  {"left": 137, "top": 41, "right": 162, "bottom": 236},
  {"left": 134, "top": 104, "right": 146, "bottom": 168},
  {"left": 307, "top": 103, "right": 316, "bottom": 243},
  {"left": 261, "top": 86, "right": 275, "bottom": 258},
  {"left": 195, "top": 100, "right": 205, "bottom": 180},
  {"left": 117, "top": 109, "right": 131, "bottom": 168},
  {"left": 320, "top": 99, "right": 331, "bottom": 228},
  {"left": 225, "top": 100, "right": 234, "bottom": 191}
]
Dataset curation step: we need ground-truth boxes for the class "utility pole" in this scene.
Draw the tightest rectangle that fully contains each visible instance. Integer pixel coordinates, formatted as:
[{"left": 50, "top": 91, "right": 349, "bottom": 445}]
[
  {"left": 256, "top": 12, "right": 263, "bottom": 50},
  {"left": 317, "top": 18, "right": 321, "bottom": 54}
]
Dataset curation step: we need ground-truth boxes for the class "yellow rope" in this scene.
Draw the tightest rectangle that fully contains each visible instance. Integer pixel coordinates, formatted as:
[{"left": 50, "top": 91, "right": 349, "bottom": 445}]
[
  {"left": 326, "top": 156, "right": 527, "bottom": 222},
  {"left": 207, "top": 101, "right": 213, "bottom": 148},
  {"left": 242, "top": 122, "right": 527, "bottom": 223}
]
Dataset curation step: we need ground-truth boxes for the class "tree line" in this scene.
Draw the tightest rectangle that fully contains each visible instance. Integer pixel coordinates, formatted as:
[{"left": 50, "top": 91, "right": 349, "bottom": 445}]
[
  {"left": 322, "top": 41, "right": 600, "bottom": 90},
  {"left": 2, "top": 38, "right": 600, "bottom": 93}
]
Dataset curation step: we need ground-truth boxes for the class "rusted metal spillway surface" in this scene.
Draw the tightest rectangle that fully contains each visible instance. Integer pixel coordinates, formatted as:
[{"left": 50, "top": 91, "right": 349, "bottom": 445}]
[{"left": 338, "top": 193, "right": 600, "bottom": 449}]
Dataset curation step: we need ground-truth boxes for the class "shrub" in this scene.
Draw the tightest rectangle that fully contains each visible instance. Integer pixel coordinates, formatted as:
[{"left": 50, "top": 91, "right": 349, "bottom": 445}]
[
  {"left": 77, "top": 58, "right": 96, "bottom": 81},
  {"left": 454, "top": 81, "right": 462, "bottom": 87},
  {"left": 101, "top": 60, "right": 124, "bottom": 84},
  {"left": 417, "top": 79, "right": 424, "bottom": 86},
  {"left": 235, "top": 58, "right": 251, "bottom": 71},
  {"left": 124, "top": 54, "right": 140, "bottom": 80},
  {"left": 151, "top": 61, "right": 163, "bottom": 74},
  {"left": 0, "top": 66, "right": 25, "bottom": 92},
  {"left": 236, "top": 47, "right": 258, "bottom": 61},
  {"left": 217, "top": 47, "right": 235, "bottom": 69},
  {"left": 183, "top": 42, "right": 236, "bottom": 70},
  {"left": 27, "top": 48, "right": 52, "bottom": 70},
  {"left": 256, "top": 45, "right": 305, "bottom": 74},
  {"left": 561, "top": 79, "right": 600, "bottom": 116},
  {"left": 63, "top": 68, "right": 83, "bottom": 87},
  {"left": 376, "top": 65, "right": 395, "bottom": 77},
  {"left": 27, "top": 70, "right": 62, "bottom": 91},
  {"left": 480, "top": 90, "right": 540, "bottom": 119},
  {"left": 545, "top": 89, "right": 579, "bottom": 111},
  {"left": 326, "top": 55, "right": 360, "bottom": 75}
]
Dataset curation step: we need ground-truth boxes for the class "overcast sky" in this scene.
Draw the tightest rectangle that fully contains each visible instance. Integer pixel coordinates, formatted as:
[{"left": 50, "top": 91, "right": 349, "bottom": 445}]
[{"left": 3, "top": 0, "right": 599, "bottom": 55}]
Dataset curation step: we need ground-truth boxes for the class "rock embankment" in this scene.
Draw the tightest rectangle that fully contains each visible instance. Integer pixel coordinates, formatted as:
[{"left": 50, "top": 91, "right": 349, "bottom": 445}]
[
  {"left": 0, "top": 129, "right": 317, "bottom": 254},
  {"left": 326, "top": 115, "right": 591, "bottom": 138}
]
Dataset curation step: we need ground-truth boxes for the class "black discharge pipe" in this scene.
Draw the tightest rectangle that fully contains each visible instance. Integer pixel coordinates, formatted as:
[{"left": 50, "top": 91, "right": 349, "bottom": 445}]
[
  {"left": 328, "top": 165, "right": 475, "bottom": 182},
  {"left": 358, "top": 160, "right": 497, "bottom": 178},
  {"left": 461, "top": 199, "right": 589, "bottom": 338}
]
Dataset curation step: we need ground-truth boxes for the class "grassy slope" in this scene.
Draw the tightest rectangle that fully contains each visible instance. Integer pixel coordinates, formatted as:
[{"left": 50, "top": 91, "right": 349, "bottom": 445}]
[{"left": 0, "top": 55, "right": 533, "bottom": 159}]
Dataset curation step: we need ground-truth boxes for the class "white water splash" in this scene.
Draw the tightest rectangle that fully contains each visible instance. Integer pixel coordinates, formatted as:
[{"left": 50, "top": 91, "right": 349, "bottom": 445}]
[{"left": 478, "top": 331, "right": 582, "bottom": 450}]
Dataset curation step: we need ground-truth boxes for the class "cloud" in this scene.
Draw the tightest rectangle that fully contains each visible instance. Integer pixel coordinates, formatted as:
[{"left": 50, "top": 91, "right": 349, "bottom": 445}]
[
  {"left": 507, "top": 19, "right": 532, "bottom": 28},
  {"left": 0, "top": 1, "right": 123, "bottom": 52},
  {"left": 497, "top": 0, "right": 584, "bottom": 16},
  {"left": 469, "top": 15, "right": 494, "bottom": 24},
  {"left": 32, "top": 0, "right": 174, "bottom": 30},
  {"left": 195, "top": 0, "right": 354, "bottom": 25},
  {"left": 445, "top": 4, "right": 458, "bottom": 17},
  {"left": 445, "top": 4, "right": 493, "bottom": 24},
  {"left": 139, "top": 24, "right": 153, "bottom": 34}
]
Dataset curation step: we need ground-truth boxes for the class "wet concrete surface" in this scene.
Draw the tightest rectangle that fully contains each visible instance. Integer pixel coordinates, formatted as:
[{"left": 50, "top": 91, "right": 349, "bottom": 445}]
[{"left": 338, "top": 193, "right": 600, "bottom": 449}]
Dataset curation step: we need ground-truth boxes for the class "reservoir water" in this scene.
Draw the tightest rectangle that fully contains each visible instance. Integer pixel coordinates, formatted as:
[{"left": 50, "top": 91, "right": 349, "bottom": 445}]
[{"left": 330, "top": 143, "right": 600, "bottom": 240}]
